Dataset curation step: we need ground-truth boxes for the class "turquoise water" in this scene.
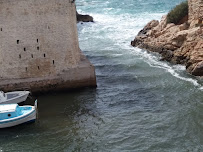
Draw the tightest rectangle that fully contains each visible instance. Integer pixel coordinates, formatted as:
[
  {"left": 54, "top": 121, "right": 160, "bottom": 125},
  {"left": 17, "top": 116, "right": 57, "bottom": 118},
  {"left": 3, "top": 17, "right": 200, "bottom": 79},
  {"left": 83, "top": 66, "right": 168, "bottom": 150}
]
[{"left": 0, "top": 0, "right": 203, "bottom": 151}]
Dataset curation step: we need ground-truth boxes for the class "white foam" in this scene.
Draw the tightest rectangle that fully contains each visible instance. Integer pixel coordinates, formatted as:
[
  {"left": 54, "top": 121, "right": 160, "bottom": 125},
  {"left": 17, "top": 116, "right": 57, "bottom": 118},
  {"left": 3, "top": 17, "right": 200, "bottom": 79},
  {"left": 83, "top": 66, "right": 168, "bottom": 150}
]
[
  {"left": 199, "top": 86, "right": 203, "bottom": 90},
  {"left": 131, "top": 48, "right": 202, "bottom": 88},
  {"left": 77, "top": 10, "right": 203, "bottom": 90}
]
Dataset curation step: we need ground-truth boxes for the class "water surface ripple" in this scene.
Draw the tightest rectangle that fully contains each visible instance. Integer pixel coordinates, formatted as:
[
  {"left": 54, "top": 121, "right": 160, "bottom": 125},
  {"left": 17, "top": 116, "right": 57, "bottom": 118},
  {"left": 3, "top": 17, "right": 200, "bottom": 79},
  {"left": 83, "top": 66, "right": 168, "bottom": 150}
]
[{"left": 0, "top": 0, "right": 203, "bottom": 151}]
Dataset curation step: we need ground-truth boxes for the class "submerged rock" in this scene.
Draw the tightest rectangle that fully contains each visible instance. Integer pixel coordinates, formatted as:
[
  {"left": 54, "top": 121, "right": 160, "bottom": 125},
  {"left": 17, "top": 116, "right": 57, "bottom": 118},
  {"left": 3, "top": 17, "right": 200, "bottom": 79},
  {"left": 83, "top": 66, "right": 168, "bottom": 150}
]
[{"left": 76, "top": 11, "right": 94, "bottom": 22}]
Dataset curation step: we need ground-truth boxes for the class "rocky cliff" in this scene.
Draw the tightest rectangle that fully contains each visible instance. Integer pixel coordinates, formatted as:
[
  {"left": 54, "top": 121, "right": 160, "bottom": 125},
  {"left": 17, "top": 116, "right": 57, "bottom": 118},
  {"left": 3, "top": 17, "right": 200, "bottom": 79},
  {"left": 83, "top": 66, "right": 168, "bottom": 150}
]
[{"left": 131, "top": 0, "right": 203, "bottom": 76}]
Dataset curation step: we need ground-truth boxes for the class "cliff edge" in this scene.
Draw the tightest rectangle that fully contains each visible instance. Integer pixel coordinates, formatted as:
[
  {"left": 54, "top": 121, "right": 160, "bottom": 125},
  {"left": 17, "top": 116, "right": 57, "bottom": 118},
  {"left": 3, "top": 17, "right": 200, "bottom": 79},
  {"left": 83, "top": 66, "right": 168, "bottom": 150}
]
[{"left": 131, "top": 0, "right": 203, "bottom": 76}]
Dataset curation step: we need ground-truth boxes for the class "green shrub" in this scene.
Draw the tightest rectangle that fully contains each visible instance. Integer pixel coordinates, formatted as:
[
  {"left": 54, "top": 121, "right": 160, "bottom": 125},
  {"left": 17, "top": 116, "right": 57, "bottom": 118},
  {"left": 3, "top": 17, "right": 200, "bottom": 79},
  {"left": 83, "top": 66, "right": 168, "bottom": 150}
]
[{"left": 167, "top": 1, "right": 188, "bottom": 25}]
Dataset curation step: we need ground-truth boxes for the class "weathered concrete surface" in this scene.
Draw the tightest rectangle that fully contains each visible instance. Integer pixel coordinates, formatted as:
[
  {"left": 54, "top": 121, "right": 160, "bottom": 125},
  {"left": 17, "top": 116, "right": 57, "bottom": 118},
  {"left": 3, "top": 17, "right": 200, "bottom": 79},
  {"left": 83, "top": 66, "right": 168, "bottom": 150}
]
[
  {"left": 0, "top": 55, "right": 96, "bottom": 93},
  {"left": 0, "top": 0, "right": 97, "bottom": 92},
  {"left": 131, "top": 1, "right": 203, "bottom": 76}
]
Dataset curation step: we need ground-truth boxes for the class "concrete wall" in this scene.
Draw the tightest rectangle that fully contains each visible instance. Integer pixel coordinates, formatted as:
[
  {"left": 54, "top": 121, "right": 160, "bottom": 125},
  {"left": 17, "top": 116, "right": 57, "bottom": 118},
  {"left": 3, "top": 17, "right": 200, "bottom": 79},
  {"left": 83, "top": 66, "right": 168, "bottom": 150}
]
[
  {"left": 0, "top": 0, "right": 81, "bottom": 78},
  {"left": 188, "top": 0, "right": 203, "bottom": 21},
  {"left": 0, "top": 57, "right": 97, "bottom": 93},
  {"left": 0, "top": 0, "right": 97, "bottom": 92}
]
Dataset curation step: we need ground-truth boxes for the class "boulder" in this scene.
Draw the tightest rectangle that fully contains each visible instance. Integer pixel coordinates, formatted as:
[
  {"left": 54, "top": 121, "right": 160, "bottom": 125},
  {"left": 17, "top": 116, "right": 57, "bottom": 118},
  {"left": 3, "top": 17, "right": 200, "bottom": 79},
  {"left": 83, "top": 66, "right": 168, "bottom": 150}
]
[
  {"left": 137, "top": 20, "right": 159, "bottom": 36},
  {"left": 191, "top": 61, "right": 203, "bottom": 76},
  {"left": 76, "top": 11, "right": 94, "bottom": 22}
]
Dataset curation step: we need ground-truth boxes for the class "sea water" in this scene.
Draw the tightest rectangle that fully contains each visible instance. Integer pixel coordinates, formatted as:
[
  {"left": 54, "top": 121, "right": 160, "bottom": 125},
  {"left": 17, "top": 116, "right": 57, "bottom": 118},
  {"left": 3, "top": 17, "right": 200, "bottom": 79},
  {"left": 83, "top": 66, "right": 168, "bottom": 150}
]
[{"left": 0, "top": 0, "right": 203, "bottom": 151}]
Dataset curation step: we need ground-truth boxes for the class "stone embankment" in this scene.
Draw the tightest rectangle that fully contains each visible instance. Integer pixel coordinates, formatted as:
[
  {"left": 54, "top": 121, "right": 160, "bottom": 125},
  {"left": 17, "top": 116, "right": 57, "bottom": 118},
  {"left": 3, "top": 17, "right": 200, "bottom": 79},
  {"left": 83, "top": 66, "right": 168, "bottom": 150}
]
[{"left": 131, "top": 0, "right": 203, "bottom": 76}]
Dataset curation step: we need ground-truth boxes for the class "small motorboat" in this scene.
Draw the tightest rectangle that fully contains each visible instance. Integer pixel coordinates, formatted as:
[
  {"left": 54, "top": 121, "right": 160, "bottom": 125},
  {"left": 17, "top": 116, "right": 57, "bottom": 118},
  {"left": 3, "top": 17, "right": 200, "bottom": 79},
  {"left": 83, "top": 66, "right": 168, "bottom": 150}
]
[
  {"left": 0, "top": 100, "right": 37, "bottom": 128},
  {"left": 0, "top": 91, "right": 30, "bottom": 104}
]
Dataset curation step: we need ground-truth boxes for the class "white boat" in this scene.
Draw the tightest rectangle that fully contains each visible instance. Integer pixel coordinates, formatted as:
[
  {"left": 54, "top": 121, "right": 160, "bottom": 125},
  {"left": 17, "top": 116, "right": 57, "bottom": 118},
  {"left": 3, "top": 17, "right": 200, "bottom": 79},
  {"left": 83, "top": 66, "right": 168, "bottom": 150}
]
[
  {"left": 0, "top": 91, "right": 30, "bottom": 104},
  {"left": 0, "top": 100, "right": 37, "bottom": 128}
]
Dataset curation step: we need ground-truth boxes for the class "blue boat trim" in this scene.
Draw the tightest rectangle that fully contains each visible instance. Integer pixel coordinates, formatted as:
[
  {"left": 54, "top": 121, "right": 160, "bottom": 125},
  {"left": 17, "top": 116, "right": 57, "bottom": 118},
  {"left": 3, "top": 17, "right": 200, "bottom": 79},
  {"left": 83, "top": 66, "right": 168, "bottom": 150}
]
[
  {"left": 0, "top": 119, "right": 36, "bottom": 129},
  {"left": 0, "top": 110, "right": 35, "bottom": 124}
]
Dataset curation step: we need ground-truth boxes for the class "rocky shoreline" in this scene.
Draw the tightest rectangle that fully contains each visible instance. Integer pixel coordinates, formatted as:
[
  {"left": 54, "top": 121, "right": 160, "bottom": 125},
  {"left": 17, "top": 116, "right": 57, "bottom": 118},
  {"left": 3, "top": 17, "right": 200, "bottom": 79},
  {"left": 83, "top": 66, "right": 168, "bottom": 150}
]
[{"left": 131, "top": 2, "right": 203, "bottom": 76}]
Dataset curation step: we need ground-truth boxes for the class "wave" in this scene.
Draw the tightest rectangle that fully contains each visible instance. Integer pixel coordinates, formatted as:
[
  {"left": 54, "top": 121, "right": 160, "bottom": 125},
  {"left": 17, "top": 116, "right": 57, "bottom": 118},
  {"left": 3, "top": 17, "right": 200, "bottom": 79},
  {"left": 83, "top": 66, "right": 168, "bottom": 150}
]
[
  {"left": 131, "top": 48, "right": 203, "bottom": 89},
  {"left": 77, "top": 9, "right": 202, "bottom": 90}
]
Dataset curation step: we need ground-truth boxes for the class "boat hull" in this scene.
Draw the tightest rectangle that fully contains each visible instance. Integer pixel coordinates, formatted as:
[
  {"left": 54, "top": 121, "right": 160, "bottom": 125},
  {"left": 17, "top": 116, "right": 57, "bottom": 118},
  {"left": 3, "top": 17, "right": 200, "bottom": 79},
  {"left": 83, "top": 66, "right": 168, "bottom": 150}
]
[
  {"left": 0, "top": 108, "right": 36, "bottom": 128},
  {"left": 0, "top": 91, "right": 30, "bottom": 104}
]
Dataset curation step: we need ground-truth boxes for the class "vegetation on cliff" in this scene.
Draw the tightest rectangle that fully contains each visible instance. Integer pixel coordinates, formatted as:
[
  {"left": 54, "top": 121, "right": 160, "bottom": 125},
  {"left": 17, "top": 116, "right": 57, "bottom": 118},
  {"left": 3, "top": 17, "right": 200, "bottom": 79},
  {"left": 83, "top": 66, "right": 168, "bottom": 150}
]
[{"left": 167, "top": 1, "right": 188, "bottom": 25}]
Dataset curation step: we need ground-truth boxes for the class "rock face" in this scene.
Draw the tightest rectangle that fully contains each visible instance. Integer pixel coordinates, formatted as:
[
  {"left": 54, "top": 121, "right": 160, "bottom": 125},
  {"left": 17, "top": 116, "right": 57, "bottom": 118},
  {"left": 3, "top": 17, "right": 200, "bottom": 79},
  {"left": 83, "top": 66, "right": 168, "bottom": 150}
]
[
  {"left": 188, "top": 0, "right": 203, "bottom": 21},
  {"left": 131, "top": 1, "right": 203, "bottom": 76},
  {"left": 76, "top": 11, "right": 94, "bottom": 22}
]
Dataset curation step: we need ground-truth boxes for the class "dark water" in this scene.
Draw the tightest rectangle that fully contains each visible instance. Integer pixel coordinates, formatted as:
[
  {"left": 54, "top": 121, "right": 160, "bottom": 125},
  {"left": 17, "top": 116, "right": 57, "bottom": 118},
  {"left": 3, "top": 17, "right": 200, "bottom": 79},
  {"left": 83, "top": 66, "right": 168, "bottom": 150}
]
[{"left": 1, "top": 0, "right": 203, "bottom": 151}]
